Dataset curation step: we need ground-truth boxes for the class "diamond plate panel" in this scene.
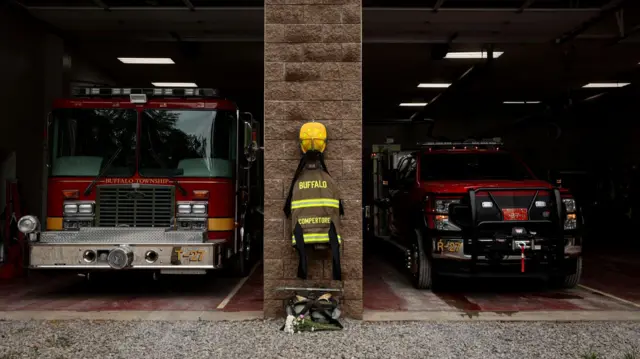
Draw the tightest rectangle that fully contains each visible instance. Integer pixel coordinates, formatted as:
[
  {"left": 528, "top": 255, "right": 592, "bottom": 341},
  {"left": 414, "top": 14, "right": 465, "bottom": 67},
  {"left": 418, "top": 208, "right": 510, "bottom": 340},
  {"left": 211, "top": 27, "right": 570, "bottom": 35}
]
[{"left": 39, "top": 228, "right": 206, "bottom": 244}]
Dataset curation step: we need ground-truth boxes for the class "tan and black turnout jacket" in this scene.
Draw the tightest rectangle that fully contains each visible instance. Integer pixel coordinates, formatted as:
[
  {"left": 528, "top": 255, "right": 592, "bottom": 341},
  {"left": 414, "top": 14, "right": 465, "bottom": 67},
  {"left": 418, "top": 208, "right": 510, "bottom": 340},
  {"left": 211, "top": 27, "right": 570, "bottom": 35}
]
[{"left": 284, "top": 155, "right": 343, "bottom": 280}]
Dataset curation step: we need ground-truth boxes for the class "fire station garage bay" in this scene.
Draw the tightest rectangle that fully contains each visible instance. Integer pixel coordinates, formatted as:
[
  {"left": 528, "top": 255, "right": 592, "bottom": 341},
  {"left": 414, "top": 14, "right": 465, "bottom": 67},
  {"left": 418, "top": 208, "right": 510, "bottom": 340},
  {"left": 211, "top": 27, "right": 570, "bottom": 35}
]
[
  {"left": 0, "top": 1, "right": 266, "bottom": 314},
  {"left": 1, "top": 0, "right": 640, "bottom": 322},
  {"left": 362, "top": 0, "right": 640, "bottom": 317}
]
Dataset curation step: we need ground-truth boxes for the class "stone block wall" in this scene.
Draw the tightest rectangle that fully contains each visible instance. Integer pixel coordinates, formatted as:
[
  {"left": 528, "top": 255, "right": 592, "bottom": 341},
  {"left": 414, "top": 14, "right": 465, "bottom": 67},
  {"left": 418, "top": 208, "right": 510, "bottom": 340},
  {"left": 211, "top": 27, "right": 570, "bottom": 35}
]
[{"left": 263, "top": 0, "right": 363, "bottom": 319}]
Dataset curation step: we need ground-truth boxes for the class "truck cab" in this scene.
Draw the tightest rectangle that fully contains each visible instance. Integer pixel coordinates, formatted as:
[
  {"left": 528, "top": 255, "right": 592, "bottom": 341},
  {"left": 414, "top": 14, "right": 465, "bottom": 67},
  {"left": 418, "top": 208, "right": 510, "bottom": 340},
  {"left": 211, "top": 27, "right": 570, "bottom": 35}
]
[
  {"left": 368, "top": 139, "right": 582, "bottom": 289},
  {"left": 18, "top": 87, "right": 262, "bottom": 276}
]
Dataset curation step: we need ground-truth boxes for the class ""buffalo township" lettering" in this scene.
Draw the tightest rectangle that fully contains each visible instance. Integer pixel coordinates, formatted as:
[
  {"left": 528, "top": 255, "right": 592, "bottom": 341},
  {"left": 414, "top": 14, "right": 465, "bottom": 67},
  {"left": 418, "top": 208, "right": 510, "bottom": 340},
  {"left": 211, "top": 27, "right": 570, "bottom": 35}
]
[{"left": 103, "top": 178, "right": 172, "bottom": 185}]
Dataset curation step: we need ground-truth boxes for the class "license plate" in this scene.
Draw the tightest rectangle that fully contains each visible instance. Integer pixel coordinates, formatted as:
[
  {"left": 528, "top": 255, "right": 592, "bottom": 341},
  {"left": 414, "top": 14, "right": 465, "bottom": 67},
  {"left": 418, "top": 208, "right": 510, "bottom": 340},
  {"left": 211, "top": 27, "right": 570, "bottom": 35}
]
[
  {"left": 436, "top": 240, "right": 462, "bottom": 253},
  {"left": 502, "top": 208, "right": 528, "bottom": 221},
  {"left": 172, "top": 247, "right": 206, "bottom": 265}
]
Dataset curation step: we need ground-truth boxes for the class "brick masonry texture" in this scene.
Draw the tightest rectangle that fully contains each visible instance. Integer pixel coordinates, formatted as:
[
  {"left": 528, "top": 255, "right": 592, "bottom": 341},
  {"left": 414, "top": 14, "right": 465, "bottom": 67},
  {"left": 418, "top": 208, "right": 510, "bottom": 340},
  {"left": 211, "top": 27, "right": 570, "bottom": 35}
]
[{"left": 264, "top": 0, "right": 362, "bottom": 319}]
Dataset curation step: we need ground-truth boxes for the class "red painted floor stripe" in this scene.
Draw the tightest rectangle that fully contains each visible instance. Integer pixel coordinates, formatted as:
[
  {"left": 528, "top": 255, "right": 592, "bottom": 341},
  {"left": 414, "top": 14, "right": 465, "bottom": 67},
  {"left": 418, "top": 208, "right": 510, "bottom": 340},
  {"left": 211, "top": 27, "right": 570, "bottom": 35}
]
[
  {"left": 363, "top": 250, "right": 638, "bottom": 313},
  {"left": 222, "top": 264, "right": 263, "bottom": 312}
]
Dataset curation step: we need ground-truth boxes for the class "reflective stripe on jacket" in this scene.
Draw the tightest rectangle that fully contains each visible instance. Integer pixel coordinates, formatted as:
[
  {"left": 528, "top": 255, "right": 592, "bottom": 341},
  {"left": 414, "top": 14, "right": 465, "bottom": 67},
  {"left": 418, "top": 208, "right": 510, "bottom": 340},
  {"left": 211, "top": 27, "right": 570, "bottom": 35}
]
[{"left": 290, "top": 167, "right": 341, "bottom": 245}]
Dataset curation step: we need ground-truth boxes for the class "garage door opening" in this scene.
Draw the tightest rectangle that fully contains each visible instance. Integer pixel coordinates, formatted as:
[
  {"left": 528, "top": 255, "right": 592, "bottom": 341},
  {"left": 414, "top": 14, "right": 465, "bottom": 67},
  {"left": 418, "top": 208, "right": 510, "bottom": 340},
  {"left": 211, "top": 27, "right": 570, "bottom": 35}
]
[
  {"left": 362, "top": 1, "right": 640, "bottom": 317},
  {"left": 0, "top": 1, "right": 264, "bottom": 314}
]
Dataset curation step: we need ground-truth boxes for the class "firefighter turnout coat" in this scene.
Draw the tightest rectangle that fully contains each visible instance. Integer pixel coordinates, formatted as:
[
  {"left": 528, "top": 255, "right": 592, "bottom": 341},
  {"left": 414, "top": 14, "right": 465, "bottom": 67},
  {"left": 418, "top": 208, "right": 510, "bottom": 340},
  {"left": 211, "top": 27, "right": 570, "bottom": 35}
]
[{"left": 285, "top": 160, "right": 342, "bottom": 280}]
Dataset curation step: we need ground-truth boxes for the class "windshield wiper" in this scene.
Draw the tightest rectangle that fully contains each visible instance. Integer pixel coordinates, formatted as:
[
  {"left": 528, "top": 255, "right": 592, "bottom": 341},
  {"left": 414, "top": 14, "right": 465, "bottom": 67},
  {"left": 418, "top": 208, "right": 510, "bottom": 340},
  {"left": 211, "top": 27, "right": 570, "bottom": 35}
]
[{"left": 84, "top": 147, "right": 123, "bottom": 196}]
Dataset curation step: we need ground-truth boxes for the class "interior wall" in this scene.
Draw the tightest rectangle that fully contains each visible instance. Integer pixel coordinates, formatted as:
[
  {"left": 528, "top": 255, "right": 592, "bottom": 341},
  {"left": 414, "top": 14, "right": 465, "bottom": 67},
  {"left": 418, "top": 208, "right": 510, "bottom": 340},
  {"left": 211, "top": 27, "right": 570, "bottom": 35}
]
[
  {"left": 0, "top": 5, "right": 114, "bottom": 218},
  {"left": 363, "top": 99, "right": 638, "bottom": 184}
]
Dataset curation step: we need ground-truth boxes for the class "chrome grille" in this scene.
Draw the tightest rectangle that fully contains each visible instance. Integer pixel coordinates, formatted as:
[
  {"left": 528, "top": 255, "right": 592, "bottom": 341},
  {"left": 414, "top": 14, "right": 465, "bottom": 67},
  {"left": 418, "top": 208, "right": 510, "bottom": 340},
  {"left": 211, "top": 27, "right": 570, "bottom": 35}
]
[{"left": 96, "top": 185, "right": 174, "bottom": 228}]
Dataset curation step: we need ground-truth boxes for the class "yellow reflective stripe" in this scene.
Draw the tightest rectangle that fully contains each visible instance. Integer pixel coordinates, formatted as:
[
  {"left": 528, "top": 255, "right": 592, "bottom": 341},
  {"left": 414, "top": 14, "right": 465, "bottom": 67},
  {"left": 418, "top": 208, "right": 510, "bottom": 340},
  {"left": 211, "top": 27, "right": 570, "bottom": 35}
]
[
  {"left": 46, "top": 217, "right": 63, "bottom": 231},
  {"left": 207, "top": 218, "right": 235, "bottom": 231},
  {"left": 292, "top": 199, "right": 339, "bottom": 204},
  {"left": 291, "top": 203, "right": 340, "bottom": 209},
  {"left": 291, "top": 233, "right": 342, "bottom": 244},
  {"left": 291, "top": 199, "right": 340, "bottom": 209}
]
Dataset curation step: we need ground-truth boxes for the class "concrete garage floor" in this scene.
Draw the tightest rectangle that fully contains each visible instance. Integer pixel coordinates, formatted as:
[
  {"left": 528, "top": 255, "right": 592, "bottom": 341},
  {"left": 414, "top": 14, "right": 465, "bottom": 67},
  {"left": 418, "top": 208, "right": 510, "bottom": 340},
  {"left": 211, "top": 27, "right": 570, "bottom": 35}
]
[
  {"left": 0, "top": 264, "right": 263, "bottom": 320},
  {"left": 363, "top": 244, "right": 640, "bottom": 321},
  {"left": 1, "top": 249, "right": 638, "bottom": 322}
]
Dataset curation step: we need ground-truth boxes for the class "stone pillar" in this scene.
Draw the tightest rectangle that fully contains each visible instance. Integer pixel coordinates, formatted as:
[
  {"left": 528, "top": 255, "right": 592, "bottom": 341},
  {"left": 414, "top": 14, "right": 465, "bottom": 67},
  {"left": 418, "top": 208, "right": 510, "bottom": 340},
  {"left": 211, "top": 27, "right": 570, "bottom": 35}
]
[{"left": 263, "top": 0, "right": 363, "bottom": 318}]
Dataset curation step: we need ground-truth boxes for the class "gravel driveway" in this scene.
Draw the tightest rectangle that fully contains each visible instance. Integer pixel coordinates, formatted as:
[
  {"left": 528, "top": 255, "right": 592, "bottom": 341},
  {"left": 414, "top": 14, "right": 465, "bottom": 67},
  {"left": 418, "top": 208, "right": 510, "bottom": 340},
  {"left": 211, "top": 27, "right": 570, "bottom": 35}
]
[{"left": 0, "top": 319, "right": 638, "bottom": 359}]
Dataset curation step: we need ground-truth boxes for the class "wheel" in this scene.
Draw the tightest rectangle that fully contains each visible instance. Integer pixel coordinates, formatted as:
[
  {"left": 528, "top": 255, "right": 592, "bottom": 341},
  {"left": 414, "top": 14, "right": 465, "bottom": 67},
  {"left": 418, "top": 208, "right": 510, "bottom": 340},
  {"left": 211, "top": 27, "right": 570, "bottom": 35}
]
[
  {"left": 409, "top": 228, "right": 433, "bottom": 289},
  {"left": 550, "top": 257, "right": 582, "bottom": 289}
]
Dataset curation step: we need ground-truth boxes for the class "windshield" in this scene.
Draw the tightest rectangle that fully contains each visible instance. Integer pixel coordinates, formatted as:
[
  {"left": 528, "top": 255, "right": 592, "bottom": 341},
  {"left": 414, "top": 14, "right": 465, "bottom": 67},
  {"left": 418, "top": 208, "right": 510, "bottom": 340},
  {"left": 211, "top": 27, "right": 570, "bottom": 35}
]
[
  {"left": 139, "top": 109, "right": 237, "bottom": 178},
  {"left": 50, "top": 109, "right": 137, "bottom": 177},
  {"left": 420, "top": 152, "right": 533, "bottom": 181}
]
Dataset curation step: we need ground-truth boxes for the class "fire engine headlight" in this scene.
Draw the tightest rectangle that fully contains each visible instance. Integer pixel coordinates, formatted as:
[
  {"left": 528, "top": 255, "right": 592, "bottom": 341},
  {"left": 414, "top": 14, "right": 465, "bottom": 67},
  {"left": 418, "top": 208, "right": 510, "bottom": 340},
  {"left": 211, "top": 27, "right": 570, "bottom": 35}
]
[
  {"left": 435, "top": 215, "right": 461, "bottom": 231},
  {"left": 435, "top": 199, "right": 460, "bottom": 214},
  {"left": 18, "top": 215, "right": 40, "bottom": 234},
  {"left": 64, "top": 203, "right": 78, "bottom": 214},
  {"left": 177, "top": 202, "right": 208, "bottom": 215},
  {"left": 178, "top": 204, "right": 192, "bottom": 214},
  {"left": 564, "top": 213, "right": 577, "bottom": 230},
  {"left": 562, "top": 198, "right": 576, "bottom": 213},
  {"left": 78, "top": 203, "right": 94, "bottom": 214},
  {"left": 192, "top": 203, "right": 207, "bottom": 214}
]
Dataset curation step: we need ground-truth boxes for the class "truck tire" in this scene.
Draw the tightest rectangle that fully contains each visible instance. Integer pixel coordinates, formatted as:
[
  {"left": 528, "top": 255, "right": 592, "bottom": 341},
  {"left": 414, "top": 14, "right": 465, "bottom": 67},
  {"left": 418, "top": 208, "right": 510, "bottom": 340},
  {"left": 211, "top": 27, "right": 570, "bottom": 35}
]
[
  {"left": 411, "top": 228, "right": 433, "bottom": 290},
  {"left": 551, "top": 257, "right": 582, "bottom": 289}
]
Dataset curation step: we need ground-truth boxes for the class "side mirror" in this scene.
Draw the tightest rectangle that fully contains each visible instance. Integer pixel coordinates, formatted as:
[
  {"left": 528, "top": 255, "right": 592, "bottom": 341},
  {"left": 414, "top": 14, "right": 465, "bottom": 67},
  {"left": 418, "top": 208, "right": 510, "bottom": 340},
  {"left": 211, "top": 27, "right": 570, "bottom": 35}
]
[
  {"left": 448, "top": 203, "right": 472, "bottom": 229},
  {"left": 240, "top": 112, "right": 259, "bottom": 163}
]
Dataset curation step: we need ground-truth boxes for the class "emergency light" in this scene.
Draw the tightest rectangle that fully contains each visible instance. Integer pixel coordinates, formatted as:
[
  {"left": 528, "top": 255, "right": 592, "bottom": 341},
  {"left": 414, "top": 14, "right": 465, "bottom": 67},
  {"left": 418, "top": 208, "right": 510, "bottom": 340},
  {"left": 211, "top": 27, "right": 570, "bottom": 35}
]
[
  {"left": 418, "top": 139, "right": 503, "bottom": 150},
  {"left": 71, "top": 87, "right": 220, "bottom": 99}
]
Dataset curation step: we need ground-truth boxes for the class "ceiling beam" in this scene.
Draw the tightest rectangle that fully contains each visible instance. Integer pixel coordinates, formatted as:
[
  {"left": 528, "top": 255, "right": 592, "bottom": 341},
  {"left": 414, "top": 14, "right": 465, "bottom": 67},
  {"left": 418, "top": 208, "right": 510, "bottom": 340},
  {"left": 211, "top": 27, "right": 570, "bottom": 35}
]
[
  {"left": 516, "top": 0, "right": 535, "bottom": 13},
  {"left": 554, "top": 0, "right": 629, "bottom": 45},
  {"left": 182, "top": 0, "right": 196, "bottom": 11},
  {"left": 433, "top": 0, "right": 446, "bottom": 13},
  {"left": 90, "top": 0, "right": 110, "bottom": 11}
]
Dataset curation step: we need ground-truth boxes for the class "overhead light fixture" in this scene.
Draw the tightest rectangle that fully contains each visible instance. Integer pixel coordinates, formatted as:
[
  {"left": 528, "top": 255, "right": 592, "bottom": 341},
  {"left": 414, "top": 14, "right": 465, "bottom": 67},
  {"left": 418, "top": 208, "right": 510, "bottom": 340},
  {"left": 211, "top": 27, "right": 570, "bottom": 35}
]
[
  {"left": 444, "top": 51, "right": 504, "bottom": 59},
  {"left": 152, "top": 82, "right": 198, "bottom": 88},
  {"left": 503, "top": 101, "right": 541, "bottom": 104},
  {"left": 399, "top": 102, "right": 428, "bottom": 107},
  {"left": 582, "top": 82, "right": 630, "bottom": 88},
  {"left": 118, "top": 57, "right": 175, "bottom": 64},
  {"left": 418, "top": 83, "right": 451, "bottom": 88}
]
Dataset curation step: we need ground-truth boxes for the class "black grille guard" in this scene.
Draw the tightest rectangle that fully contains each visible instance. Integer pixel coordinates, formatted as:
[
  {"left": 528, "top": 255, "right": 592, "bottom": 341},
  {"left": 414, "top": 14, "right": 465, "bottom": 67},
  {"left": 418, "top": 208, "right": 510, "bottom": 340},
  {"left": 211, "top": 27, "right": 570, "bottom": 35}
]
[{"left": 466, "top": 187, "right": 565, "bottom": 271}]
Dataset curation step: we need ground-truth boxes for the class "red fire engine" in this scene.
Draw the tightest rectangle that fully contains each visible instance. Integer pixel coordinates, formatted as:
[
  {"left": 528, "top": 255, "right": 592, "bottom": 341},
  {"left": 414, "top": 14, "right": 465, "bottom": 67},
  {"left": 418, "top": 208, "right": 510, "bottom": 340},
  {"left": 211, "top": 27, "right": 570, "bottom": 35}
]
[
  {"left": 17, "top": 87, "right": 262, "bottom": 276},
  {"left": 366, "top": 139, "right": 582, "bottom": 289}
]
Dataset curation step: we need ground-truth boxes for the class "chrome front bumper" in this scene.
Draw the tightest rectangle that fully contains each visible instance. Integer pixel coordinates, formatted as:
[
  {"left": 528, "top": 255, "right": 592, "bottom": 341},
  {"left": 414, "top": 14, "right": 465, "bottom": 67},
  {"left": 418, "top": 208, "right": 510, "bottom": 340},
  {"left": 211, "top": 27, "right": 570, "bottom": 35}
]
[
  {"left": 431, "top": 237, "right": 582, "bottom": 261},
  {"left": 29, "top": 227, "right": 223, "bottom": 270}
]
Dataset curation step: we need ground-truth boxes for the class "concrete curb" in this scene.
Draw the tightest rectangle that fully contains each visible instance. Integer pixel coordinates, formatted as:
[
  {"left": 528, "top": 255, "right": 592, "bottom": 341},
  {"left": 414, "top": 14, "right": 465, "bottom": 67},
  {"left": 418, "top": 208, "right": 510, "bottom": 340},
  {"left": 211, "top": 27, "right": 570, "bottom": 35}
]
[
  {"left": 364, "top": 310, "right": 640, "bottom": 322},
  {"left": 0, "top": 310, "right": 264, "bottom": 322}
]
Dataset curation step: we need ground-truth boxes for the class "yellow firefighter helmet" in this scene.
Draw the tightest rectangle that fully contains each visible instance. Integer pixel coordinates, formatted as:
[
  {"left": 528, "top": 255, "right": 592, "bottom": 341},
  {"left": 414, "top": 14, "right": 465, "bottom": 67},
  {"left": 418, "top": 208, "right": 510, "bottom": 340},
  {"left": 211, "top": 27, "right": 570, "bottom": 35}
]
[{"left": 299, "top": 122, "right": 327, "bottom": 154}]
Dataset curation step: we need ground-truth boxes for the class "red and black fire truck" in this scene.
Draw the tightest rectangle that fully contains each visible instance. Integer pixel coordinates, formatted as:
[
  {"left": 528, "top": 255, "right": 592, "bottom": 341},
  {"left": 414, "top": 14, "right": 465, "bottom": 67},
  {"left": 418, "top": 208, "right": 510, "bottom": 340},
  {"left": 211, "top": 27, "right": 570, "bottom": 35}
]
[
  {"left": 17, "top": 87, "right": 262, "bottom": 276},
  {"left": 366, "top": 139, "right": 582, "bottom": 289}
]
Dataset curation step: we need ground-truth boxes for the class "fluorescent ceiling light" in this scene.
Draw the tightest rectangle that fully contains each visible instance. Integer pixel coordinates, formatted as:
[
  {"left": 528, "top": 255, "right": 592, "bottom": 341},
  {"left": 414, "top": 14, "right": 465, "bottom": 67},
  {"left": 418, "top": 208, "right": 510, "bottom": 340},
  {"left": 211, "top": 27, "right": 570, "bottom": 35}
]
[
  {"left": 152, "top": 82, "right": 198, "bottom": 88},
  {"left": 418, "top": 83, "right": 451, "bottom": 88},
  {"left": 399, "top": 102, "right": 428, "bottom": 107},
  {"left": 445, "top": 51, "right": 504, "bottom": 59},
  {"left": 118, "top": 57, "right": 174, "bottom": 64},
  {"left": 503, "top": 101, "right": 541, "bottom": 104},
  {"left": 582, "top": 82, "right": 630, "bottom": 88}
]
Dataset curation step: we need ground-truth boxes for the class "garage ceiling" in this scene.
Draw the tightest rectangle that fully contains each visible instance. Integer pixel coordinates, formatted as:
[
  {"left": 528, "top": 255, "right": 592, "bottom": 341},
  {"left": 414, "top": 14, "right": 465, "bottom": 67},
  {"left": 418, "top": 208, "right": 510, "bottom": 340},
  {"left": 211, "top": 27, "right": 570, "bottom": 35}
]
[{"left": 8, "top": 0, "right": 640, "bottom": 123}]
